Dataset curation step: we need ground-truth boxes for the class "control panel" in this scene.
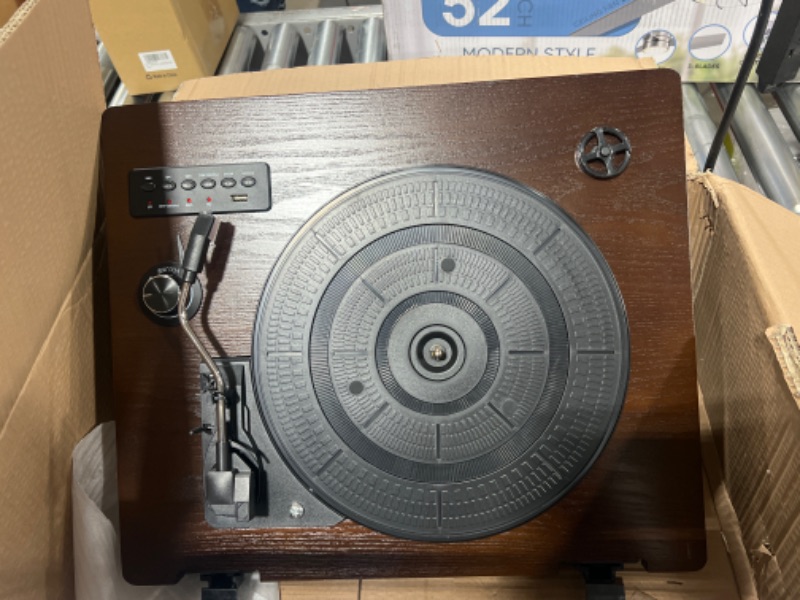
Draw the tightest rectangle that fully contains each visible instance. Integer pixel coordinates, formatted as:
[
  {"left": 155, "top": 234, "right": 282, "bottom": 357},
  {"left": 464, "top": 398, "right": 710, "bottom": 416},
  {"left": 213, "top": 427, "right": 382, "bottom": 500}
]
[{"left": 129, "top": 163, "right": 271, "bottom": 217}]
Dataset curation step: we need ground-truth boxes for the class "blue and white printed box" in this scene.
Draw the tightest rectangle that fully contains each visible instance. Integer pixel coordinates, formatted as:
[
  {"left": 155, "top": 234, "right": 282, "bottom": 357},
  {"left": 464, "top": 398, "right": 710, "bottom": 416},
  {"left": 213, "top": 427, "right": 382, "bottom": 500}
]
[{"left": 383, "top": 0, "right": 784, "bottom": 82}]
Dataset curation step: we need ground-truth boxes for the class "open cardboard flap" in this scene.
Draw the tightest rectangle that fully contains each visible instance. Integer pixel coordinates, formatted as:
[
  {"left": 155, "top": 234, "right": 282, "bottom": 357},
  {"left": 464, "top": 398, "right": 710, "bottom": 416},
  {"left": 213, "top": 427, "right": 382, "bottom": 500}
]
[
  {"left": 0, "top": 0, "right": 105, "bottom": 597},
  {"left": 174, "top": 55, "right": 656, "bottom": 100},
  {"left": 0, "top": 0, "right": 22, "bottom": 28},
  {"left": 688, "top": 171, "right": 800, "bottom": 599}
]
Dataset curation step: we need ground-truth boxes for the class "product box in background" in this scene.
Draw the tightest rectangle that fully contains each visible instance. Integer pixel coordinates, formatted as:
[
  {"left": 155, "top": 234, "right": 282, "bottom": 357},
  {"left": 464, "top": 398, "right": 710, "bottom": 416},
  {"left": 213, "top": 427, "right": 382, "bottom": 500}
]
[
  {"left": 89, "top": 0, "right": 239, "bottom": 95},
  {"left": 383, "top": 0, "right": 785, "bottom": 82}
]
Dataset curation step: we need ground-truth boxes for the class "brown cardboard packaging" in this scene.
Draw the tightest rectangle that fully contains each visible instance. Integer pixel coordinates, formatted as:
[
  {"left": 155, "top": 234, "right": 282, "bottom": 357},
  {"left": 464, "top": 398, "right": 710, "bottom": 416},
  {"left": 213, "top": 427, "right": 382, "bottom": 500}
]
[
  {"left": 2, "top": 0, "right": 798, "bottom": 598},
  {"left": 0, "top": 0, "right": 105, "bottom": 598},
  {"left": 174, "top": 55, "right": 656, "bottom": 100},
  {"left": 88, "top": 0, "right": 239, "bottom": 95},
  {"left": 689, "top": 173, "right": 800, "bottom": 599},
  {"left": 0, "top": 0, "right": 22, "bottom": 26}
]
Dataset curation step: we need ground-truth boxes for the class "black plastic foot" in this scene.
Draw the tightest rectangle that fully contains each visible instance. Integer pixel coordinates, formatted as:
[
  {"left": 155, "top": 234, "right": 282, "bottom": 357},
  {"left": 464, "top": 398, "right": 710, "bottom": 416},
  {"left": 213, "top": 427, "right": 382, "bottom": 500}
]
[
  {"left": 201, "top": 573, "right": 238, "bottom": 600},
  {"left": 578, "top": 564, "right": 625, "bottom": 600}
]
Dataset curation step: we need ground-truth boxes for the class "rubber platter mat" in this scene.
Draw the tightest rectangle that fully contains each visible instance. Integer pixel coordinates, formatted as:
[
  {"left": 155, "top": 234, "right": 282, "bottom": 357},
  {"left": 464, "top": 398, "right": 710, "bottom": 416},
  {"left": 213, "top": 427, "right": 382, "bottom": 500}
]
[{"left": 253, "top": 167, "right": 629, "bottom": 541}]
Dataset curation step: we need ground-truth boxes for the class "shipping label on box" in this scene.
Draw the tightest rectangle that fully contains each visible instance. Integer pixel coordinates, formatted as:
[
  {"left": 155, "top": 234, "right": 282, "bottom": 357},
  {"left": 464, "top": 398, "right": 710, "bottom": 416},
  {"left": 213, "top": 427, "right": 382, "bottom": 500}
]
[
  {"left": 90, "top": 0, "right": 239, "bottom": 95},
  {"left": 384, "top": 0, "right": 783, "bottom": 82}
]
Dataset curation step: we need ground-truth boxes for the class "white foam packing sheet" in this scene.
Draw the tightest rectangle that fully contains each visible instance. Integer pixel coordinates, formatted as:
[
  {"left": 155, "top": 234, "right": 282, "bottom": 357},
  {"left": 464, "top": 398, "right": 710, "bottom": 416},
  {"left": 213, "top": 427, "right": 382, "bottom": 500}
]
[{"left": 72, "top": 422, "right": 281, "bottom": 600}]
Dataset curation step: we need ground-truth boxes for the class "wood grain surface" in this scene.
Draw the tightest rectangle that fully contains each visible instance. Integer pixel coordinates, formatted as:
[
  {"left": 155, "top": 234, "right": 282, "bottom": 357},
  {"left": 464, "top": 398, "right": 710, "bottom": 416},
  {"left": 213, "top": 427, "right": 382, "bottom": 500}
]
[
  {"left": 100, "top": 70, "right": 705, "bottom": 585},
  {"left": 280, "top": 475, "right": 739, "bottom": 599}
]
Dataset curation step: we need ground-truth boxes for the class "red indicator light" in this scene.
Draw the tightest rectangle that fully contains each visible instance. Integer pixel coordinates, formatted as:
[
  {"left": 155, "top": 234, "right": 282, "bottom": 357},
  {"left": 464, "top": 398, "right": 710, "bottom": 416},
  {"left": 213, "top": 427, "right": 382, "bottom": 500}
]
[
  {"left": 206, "top": 197, "right": 213, "bottom": 203},
  {"left": 167, "top": 199, "right": 173, "bottom": 205},
  {"left": 187, "top": 198, "right": 193, "bottom": 204}
]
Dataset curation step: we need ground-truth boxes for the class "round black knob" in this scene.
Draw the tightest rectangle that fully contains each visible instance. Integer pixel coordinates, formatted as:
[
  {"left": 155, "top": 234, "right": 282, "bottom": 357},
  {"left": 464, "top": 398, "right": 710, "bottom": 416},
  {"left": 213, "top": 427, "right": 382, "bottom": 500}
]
[
  {"left": 138, "top": 263, "right": 203, "bottom": 326},
  {"left": 576, "top": 126, "right": 632, "bottom": 180},
  {"left": 142, "top": 274, "right": 181, "bottom": 316}
]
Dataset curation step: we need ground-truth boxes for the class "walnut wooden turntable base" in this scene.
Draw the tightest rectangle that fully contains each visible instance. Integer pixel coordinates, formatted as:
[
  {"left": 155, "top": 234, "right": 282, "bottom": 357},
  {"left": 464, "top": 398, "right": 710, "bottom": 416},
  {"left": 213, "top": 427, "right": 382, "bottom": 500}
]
[
  {"left": 281, "top": 427, "right": 741, "bottom": 599},
  {"left": 101, "top": 70, "right": 705, "bottom": 584}
]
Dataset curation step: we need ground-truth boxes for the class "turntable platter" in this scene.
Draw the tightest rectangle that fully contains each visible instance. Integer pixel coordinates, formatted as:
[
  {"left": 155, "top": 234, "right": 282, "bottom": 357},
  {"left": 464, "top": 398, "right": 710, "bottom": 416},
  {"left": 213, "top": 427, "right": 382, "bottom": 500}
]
[{"left": 253, "top": 167, "right": 629, "bottom": 541}]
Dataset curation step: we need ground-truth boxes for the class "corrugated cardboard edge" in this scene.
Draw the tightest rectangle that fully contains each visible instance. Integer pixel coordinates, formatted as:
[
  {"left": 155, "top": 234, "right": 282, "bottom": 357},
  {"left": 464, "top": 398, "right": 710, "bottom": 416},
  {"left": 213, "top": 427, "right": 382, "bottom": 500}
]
[
  {"left": 173, "top": 55, "right": 656, "bottom": 101},
  {"left": 0, "top": 244, "right": 101, "bottom": 600},
  {"left": 0, "top": 0, "right": 22, "bottom": 29},
  {"left": 0, "top": 0, "right": 103, "bottom": 447},
  {"left": 0, "top": 0, "right": 33, "bottom": 43},
  {"left": 0, "top": 0, "right": 106, "bottom": 596},
  {"left": 688, "top": 169, "right": 800, "bottom": 599},
  {"left": 691, "top": 171, "right": 800, "bottom": 405},
  {"left": 699, "top": 391, "right": 759, "bottom": 600},
  {"left": 765, "top": 325, "right": 800, "bottom": 406},
  {"left": 686, "top": 172, "right": 720, "bottom": 299}
]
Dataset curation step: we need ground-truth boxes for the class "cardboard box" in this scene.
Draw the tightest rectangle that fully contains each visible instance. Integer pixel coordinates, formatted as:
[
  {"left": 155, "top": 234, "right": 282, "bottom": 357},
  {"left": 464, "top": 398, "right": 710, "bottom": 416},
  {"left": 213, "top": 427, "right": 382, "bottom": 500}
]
[
  {"left": 0, "top": 0, "right": 106, "bottom": 598},
  {"left": 382, "top": 0, "right": 786, "bottom": 82},
  {"left": 689, "top": 173, "right": 800, "bottom": 599},
  {"left": 0, "top": 0, "right": 22, "bottom": 26},
  {"left": 174, "top": 54, "right": 656, "bottom": 99},
  {"left": 2, "top": 0, "right": 798, "bottom": 597},
  {"left": 88, "top": 0, "right": 239, "bottom": 95}
]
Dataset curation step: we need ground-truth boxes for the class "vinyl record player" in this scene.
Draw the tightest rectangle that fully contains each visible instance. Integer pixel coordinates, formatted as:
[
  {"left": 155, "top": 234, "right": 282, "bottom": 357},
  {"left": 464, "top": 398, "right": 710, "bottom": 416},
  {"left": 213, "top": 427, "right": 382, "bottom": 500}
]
[{"left": 100, "top": 69, "right": 705, "bottom": 587}]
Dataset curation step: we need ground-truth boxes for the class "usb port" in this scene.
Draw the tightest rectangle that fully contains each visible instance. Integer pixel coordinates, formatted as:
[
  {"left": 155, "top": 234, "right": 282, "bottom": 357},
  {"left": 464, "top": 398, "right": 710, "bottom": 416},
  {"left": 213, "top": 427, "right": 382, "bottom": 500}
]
[{"left": 231, "top": 194, "right": 249, "bottom": 203}]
